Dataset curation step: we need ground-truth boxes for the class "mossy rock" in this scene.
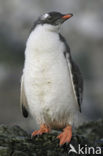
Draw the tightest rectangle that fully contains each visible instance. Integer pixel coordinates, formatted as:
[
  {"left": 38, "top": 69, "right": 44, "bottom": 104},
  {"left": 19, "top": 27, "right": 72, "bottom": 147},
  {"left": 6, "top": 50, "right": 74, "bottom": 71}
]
[{"left": 0, "top": 120, "right": 103, "bottom": 156}]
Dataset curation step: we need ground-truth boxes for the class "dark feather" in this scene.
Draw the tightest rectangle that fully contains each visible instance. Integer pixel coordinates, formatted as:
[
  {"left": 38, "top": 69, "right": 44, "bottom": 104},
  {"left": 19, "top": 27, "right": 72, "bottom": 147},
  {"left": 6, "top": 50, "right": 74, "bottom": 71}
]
[
  {"left": 59, "top": 34, "right": 83, "bottom": 112},
  {"left": 20, "top": 75, "right": 29, "bottom": 118},
  {"left": 70, "top": 60, "right": 83, "bottom": 112},
  {"left": 22, "top": 105, "right": 28, "bottom": 118}
]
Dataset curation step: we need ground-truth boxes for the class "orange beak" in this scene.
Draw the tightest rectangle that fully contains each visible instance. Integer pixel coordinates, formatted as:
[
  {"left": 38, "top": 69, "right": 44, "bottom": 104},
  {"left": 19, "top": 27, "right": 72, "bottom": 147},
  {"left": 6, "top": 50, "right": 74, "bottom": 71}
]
[{"left": 62, "top": 14, "right": 73, "bottom": 20}]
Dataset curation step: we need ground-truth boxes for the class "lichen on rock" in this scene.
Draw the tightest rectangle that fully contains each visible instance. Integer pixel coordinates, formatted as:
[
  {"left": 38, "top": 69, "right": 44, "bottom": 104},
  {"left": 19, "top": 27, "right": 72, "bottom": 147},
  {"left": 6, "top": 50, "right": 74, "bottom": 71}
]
[{"left": 0, "top": 120, "right": 103, "bottom": 156}]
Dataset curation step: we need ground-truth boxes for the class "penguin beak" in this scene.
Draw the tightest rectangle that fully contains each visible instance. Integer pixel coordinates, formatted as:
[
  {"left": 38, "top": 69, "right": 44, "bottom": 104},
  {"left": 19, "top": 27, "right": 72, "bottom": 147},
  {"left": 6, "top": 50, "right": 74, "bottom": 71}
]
[
  {"left": 62, "top": 13, "right": 73, "bottom": 21},
  {"left": 56, "top": 13, "right": 73, "bottom": 25},
  {"left": 53, "top": 13, "right": 73, "bottom": 25}
]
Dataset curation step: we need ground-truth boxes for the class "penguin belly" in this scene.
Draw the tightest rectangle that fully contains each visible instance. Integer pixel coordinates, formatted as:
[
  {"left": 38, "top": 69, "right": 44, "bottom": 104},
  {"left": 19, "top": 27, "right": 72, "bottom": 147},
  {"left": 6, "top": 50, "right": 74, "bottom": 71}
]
[{"left": 24, "top": 29, "right": 79, "bottom": 129}]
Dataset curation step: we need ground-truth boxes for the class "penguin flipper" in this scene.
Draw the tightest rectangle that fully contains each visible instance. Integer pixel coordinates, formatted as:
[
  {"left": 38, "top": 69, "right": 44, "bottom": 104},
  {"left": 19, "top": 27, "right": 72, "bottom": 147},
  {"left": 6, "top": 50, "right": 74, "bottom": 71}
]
[{"left": 20, "top": 75, "right": 29, "bottom": 118}]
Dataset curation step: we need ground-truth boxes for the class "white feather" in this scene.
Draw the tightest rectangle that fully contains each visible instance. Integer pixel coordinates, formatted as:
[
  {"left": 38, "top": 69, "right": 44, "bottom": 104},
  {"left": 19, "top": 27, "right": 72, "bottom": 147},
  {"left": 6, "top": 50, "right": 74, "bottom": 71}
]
[{"left": 23, "top": 24, "right": 80, "bottom": 129}]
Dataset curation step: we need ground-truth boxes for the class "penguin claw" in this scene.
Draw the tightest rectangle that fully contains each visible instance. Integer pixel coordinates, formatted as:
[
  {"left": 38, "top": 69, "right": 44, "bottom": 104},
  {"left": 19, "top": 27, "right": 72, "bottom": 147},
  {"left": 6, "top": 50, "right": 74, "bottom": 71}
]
[
  {"left": 57, "top": 125, "right": 72, "bottom": 146},
  {"left": 32, "top": 124, "right": 50, "bottom": 136}
]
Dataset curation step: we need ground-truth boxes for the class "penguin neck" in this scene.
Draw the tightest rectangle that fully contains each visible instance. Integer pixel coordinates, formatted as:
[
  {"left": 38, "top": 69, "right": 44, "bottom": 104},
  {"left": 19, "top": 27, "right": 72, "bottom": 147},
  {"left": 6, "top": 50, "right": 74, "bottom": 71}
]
[
  {"left": 26, "top": 24, "right": 61, "bottom": 51},
  {"left": 34, "top": 24, "right": 60, "bottom": 33}
]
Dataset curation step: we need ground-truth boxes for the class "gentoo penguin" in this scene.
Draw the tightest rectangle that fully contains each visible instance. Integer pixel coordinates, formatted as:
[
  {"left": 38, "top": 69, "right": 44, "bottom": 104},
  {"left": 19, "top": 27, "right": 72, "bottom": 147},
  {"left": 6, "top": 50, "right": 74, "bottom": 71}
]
[{"left": 20, "top": 12, "right": 83, "bottom": 146}]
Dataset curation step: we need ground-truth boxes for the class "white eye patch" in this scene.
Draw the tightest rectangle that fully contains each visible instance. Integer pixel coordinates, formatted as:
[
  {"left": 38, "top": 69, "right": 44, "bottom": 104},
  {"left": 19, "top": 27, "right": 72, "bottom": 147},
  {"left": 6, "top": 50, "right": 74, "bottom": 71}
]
[{"left": 41, "top": 13, "right": 50, "bottom": 20}]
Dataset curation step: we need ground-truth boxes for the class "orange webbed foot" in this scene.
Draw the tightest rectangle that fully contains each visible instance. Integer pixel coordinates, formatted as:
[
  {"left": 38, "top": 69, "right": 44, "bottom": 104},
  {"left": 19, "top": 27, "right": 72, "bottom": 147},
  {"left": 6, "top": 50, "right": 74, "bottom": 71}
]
[
  {"left": 57, "top": 125, "right": 72, "bottom": 146},
  {"left": 32, "top": 124, "right": 51, "bottom": 136}
]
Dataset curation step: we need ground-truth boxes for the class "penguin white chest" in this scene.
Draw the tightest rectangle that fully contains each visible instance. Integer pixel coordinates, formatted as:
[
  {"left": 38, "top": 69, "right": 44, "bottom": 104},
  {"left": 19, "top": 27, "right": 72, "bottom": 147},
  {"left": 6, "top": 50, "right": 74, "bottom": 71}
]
[{"left": 24, "top": 25, "right": 78, "bottom": 126}]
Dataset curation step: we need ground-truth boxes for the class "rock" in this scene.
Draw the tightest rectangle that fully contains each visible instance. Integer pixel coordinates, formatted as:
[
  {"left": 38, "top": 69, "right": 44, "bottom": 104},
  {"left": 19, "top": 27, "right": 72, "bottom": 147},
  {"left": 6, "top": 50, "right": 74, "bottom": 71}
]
[
  {"left": 0, "top": 146, "right": 11, "bottom": 156},
  {"left": 0, "top": 120, "right": 103, "bottom": 156}
]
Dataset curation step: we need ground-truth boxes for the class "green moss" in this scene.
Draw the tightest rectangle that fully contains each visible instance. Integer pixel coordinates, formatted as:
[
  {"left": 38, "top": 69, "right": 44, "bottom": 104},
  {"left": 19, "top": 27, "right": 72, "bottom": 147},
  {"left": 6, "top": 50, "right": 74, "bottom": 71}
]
[
  {"left": 0, "top": 147, "right": 11, "bottom": 156},
  {"left": 0, "top": 120, "right": 103, "bottom": 156}
]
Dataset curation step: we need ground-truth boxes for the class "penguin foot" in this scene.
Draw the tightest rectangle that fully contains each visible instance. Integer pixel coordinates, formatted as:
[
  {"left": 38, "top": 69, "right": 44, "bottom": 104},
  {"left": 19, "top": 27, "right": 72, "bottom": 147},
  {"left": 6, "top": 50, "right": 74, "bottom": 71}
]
[
  {"left": 57, "top": 125, "right": 72, "bottom": 146},
  {"left": 32, "top": 124, "right": 50, "bottom": 136}
]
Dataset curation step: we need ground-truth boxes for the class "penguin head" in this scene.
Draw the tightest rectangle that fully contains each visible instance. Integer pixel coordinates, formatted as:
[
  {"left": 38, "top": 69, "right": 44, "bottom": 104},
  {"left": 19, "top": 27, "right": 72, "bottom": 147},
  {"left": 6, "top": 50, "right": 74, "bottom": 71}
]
[{"left": 32, "top": 12, "right": 73, "bottom": 32}]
